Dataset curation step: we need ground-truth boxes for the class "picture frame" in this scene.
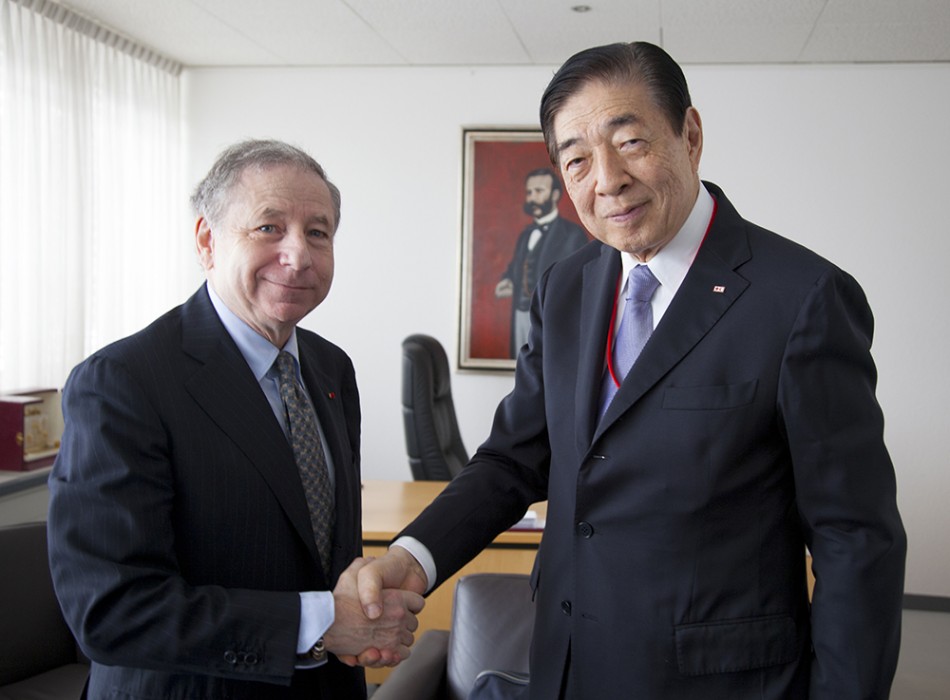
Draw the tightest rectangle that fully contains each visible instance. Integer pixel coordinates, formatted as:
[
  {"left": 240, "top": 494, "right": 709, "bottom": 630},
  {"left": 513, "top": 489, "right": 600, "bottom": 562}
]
[{"left": 458, "top": 127, "right": 586, "bottom": 370}]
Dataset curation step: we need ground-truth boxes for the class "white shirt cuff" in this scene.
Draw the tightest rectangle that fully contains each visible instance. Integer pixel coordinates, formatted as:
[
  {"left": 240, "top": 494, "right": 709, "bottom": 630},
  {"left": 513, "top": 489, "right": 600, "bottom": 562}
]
[
  {"left": 296, "top": 590, "right": 334, "bottom": 667},
  {"left": 391, "top": 536, "right": 437, "bottom": 593}
]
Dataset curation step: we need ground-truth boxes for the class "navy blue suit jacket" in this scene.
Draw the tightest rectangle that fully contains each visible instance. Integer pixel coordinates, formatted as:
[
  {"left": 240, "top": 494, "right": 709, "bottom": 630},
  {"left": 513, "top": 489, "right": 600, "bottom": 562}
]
[
  {"left": 48, "top": 285, "right": 365, "bottom": 699},
  {"left": 402, "top": 183, "right": 906, "bottom": 699}
]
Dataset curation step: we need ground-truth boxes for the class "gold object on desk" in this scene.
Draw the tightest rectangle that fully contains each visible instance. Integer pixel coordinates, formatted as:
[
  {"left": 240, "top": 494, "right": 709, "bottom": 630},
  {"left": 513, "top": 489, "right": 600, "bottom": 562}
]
[{"left": 360, "top": 480, "right": 545, "bottom": 684}]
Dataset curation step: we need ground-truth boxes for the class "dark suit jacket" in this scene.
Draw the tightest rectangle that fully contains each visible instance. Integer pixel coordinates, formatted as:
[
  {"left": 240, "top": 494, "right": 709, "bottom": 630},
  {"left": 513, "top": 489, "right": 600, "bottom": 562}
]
[
  {"left": 402, "top": 183, "right": 906, "bottom": 699},
  {"left": 502, "top": 215, "right": 589, "bottom": 356},
  {"left": 48, "top": 285, "right": 365, "bottom": 699}
]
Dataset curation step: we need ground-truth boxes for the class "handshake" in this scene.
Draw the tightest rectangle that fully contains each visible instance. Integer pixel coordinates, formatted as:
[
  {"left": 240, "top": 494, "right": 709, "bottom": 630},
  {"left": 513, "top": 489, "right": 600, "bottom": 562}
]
[{"left": 323, "top": 546, "right": 428, "bottom": 668}]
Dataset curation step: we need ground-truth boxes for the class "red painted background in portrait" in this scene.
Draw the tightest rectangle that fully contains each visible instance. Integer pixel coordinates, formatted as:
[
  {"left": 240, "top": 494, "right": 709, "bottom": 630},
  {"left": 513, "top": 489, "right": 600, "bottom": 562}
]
[{"left": 466, "top": 138, "right": 584, "bottom": 362}]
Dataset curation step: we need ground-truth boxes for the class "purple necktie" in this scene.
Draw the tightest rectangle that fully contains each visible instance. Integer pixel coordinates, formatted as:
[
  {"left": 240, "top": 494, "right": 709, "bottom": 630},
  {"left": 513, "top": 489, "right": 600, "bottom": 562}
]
[{"left": 599, "top": 265, "right": 660, "bottom": 420}]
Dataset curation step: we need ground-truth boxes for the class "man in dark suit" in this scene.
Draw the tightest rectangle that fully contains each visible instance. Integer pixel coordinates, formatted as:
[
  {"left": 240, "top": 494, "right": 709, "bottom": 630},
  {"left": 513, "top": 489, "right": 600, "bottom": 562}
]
[
  {"left": 352, "top": 43, "right": 906, "bottom": 699},
  {"left": 47, "top": 139, "right": 422, "bottom": 699},
  {"left": 495, "top": 168, "right": 589, "bottom": 357}
]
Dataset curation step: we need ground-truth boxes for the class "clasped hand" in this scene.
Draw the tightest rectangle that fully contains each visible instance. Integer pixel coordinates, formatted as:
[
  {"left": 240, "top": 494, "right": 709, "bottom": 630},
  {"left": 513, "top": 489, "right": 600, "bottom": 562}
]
[{"left": 324, "top": 557, "right": 425, "bottom": 668}]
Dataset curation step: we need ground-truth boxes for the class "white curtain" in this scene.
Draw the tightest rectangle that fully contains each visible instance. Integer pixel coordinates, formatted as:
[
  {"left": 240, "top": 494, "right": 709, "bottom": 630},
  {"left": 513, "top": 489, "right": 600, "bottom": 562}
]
[{"left": 0, "top": 0, "right": 189, "bottom": 393}]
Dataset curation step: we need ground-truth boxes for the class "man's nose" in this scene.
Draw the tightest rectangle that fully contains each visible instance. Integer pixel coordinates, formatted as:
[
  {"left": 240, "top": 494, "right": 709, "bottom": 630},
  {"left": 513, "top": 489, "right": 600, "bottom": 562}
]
[
  {"left": 279, "top": 231, "right": 313, "bottom": 269},
  {"left": 593, "top": 150, "right": 631, "bottom": 196}
]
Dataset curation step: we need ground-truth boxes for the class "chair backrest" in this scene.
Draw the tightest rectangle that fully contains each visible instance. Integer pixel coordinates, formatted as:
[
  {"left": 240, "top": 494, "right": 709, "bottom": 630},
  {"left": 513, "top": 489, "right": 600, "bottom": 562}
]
[
  {"left": 401, "top": 334, "right": 468, "bottom": 481},
  {"left": 446, "top": 573, "right": 535, "bottom": 700},
  {"left": 0, "top": 521, "right": 79, "bottom": 685}
]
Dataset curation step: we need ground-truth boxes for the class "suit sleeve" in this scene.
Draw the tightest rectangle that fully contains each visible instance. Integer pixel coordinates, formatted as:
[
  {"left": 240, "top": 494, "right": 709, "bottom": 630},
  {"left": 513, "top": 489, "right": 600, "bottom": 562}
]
[
  {"left": 47, "top": 353, "right": 301, "bottom": 685},
  {"left": 400, "top": 270, "right": 552, "bottom": 586},
  {"left": 778, "top": 267, "right": 906, "bottom": 699}
]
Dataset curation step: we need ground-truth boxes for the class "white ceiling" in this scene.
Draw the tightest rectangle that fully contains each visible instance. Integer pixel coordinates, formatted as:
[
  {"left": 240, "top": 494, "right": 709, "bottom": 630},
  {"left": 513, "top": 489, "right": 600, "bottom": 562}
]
[{"left": 55, "top": 0, "right": 950, "bottom": 69}]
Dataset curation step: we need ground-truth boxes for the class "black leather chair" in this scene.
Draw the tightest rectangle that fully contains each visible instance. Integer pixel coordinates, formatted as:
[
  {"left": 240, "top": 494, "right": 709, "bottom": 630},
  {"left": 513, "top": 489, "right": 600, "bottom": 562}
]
[
  {"left": 401, "top": 334, "right": 468, "bottom": 481},
  {"left": 372, "top": 573, "right": 534, "bottom": 700},
  {"left": 0, "top": 521, "right": 89, "bottom": 699}
]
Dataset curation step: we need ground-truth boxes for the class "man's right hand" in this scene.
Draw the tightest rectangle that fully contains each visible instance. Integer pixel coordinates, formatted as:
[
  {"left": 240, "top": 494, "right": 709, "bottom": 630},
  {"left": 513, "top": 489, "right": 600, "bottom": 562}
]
[
  {"left": 495, "top": 278, "right": 514, "bottom": 298},
  {"left": 330, "top": 548, "right": 429, "bottom": 668},
  {"left": 323, "top": 557, "right": 424, "bottom": 667}
]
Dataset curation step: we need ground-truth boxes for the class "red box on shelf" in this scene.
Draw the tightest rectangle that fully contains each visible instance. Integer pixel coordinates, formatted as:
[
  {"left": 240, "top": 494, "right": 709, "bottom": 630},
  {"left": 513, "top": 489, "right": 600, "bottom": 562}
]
[{"left": 0, "top": 389, "right": 63, "bottom": 471}]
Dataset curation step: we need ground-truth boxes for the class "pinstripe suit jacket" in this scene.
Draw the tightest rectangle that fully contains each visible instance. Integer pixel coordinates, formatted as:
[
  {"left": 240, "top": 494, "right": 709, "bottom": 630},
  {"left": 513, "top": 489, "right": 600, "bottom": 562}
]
[{"left": 48, "top": 284, "right": 365, "bottom": 699}]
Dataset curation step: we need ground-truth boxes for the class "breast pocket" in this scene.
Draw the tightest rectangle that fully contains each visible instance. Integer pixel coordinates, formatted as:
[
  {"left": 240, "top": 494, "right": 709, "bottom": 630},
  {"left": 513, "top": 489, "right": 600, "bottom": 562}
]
[{"left": 662, "top": 380, "right": 757, "bottom": 411}]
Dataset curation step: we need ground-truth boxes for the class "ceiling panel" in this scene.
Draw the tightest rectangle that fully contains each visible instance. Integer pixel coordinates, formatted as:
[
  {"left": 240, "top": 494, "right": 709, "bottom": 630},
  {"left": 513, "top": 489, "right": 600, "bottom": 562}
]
[
  {"left": 802, "top": 21, "right": 950, "bottom": 63},
  {"left": 192, "top": 0, "right": 407, "bottom": 65},
  {"left": 665, "top": 24, "right": 813, "bottom": 65},
  {"left": 52, "top": 0, "right": 950, "bottom": 68},
  {"left": 60, "top": 0, "right": 274, "bottom": 65},
  {"left": 818, "top": 0, "right": 950, "bottom": 24},
  {"left": 661, "top": 0, "right": 826, "bottom": 64},
  {"left": 499, "top": 0, "right": 661, "bottom": 65},
  {"left": 345, "top": 0, "right": 528, "bottom": 65},
  {"left": 801, "top": 0, "right": 950, "bottom": 63}
]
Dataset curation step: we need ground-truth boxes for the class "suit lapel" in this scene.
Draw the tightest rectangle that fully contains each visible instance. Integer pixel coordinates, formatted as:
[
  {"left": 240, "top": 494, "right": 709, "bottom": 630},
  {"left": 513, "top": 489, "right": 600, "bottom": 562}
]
[
  {"left": 592, "top": 187, "right": 752, "bottom": 442},
  {"left": 575, "top": 246, "right": 622, "bottom": 451},
  {"left": 179, "top": 287, "right": 321, "bottom": 565}
]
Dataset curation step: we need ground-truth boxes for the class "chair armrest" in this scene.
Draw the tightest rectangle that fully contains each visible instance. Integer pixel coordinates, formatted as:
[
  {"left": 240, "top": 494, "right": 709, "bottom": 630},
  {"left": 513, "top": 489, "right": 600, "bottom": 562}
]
[{"left": 372, "top": 629, "right": 449, "bottom": 700}]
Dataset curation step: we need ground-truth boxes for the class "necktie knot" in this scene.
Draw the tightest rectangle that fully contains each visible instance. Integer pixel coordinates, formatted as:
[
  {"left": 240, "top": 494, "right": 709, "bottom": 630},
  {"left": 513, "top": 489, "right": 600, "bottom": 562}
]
[
  {"left": 626, "top": 265, "right": 660, "bottom": 303},
  {"left": 276, "top": 350, "right": 295, "bottom": 384}
]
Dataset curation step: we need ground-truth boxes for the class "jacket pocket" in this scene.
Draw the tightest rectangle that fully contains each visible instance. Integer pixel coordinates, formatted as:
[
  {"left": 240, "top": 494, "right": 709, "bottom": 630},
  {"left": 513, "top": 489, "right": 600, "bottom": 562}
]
[
  {"left": 674, "top": 614, "right": 798, "bottom": 676},
  {"left": 662, "top": 380, "right": 757, "bottom": 411}
]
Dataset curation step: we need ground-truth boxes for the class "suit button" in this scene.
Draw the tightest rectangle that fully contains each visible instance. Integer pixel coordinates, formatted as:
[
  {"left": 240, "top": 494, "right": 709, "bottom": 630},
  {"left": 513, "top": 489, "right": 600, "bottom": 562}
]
[
  {"left": 243, "top": 652, "right": 259, "bottom": 665},
  {"left": 224, "top": 651, "right": 238, "bottom": 665},
  {"left": 561, "top": 600, "right": 572, "bottom": 616},
  {"left": 576, "top": 521, "right": 594, "bottom": 538}
]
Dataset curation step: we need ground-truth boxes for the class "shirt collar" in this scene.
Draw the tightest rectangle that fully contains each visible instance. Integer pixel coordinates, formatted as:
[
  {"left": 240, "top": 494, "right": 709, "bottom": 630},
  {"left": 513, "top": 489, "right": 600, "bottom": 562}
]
[
  {"left": 534, "top": 208, "right": 559, "bottom": 227},
  {"left": 206, "top": 284, "right": 300, "bottom": 382},
  {"left": 620, "top": 182, "right": 715, "bottom": 293}
]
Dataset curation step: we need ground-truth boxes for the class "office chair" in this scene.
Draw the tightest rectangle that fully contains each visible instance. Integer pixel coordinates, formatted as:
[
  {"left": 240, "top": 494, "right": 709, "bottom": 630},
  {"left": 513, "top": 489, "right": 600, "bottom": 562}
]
[
  {"left": 0, "top": 521, "right": 89, "bottom": 698},
  {"left": 372, "top": 573, "right": 534, "bottom": 700},
  {"left": 401, "top": 334, "right": 468, "bottom": 480}
]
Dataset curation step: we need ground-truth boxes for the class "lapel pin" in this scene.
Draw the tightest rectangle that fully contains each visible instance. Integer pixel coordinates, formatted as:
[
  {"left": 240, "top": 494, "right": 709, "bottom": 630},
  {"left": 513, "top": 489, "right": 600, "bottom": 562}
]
[
  {"left": 713, "top": 285, "right": 726, "bottom": 293},
  {"left": 327, "top": 392, "right": 336, "bottom": 399}
]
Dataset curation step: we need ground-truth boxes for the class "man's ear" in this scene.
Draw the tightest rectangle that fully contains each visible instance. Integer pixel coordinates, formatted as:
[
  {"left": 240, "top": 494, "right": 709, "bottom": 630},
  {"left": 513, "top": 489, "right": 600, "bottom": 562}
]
[
  {"left": 195, "top": 217, "right": 214, "bottom": 271},
  {"left": 551, "top": 188, "right": 562, "bottom": 205},
  {"left": 684, "top": 106, "right": 704, "bottom": 173}
]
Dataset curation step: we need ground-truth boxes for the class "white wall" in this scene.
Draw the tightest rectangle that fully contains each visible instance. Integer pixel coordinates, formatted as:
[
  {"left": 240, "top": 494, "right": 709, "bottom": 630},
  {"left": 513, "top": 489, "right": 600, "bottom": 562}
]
[{"left": 182, "top": 62, "right": 950, "bottom": 598}]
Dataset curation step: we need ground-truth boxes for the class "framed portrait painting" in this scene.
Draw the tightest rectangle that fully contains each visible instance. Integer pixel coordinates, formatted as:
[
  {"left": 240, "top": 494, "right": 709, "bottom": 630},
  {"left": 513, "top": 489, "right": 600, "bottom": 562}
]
[{"left": 458, "top": 128, "right": 588, "bottom": 370}]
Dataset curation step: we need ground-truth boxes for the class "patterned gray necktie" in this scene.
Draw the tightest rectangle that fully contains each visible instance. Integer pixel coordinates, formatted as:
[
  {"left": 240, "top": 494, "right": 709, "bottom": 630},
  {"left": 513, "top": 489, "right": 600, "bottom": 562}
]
[
  {"left": 599, "top": 265, "right": 661, "bottom": 419},
  {"left": 275, "top": 351, "right": 334, "bottom": 576}
]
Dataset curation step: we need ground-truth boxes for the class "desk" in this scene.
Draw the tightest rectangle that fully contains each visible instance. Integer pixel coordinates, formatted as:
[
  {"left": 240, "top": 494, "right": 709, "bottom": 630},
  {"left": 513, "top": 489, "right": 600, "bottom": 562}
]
[
  {"left": 361, "top": 480, "right": 545, "bottom": 684},
  {"left": 0, "top": 467, "right": 51, "bottom": 526}
]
